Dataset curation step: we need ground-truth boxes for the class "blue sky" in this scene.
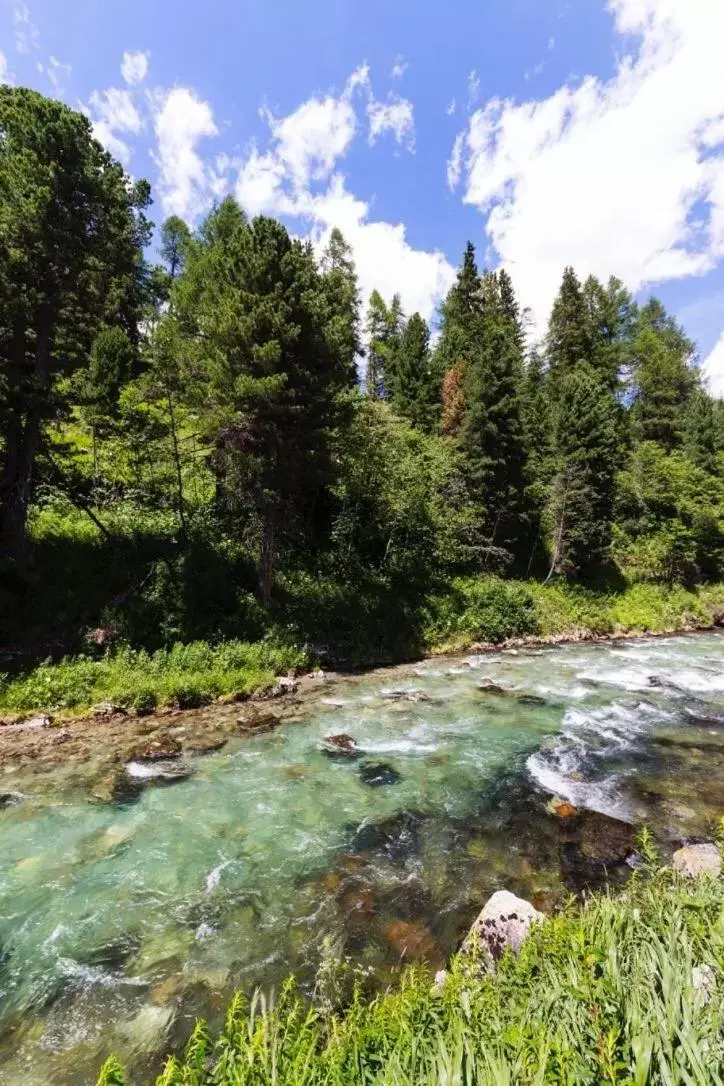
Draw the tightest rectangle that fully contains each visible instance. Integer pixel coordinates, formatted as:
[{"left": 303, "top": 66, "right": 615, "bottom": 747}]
[{"left": 2, "top": 0, "right": 724, "bottom": 390}]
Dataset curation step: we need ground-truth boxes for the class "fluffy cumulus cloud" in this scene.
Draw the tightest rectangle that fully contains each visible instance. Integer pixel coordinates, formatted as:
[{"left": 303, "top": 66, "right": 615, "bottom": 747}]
[
  {"left": 88, "top": 87, "right": 143, "bottom": 164},
  {"left": 0, "top": 51, "right": 8, "bottom": 84},
  {"left": 151, "top": 87, "right": 220, "bottom": 218},
  {"left": 121, "top": 50, "right": 149, "bottom": 86},
  {"left": 702, "top": 333, "right": 724, "bottom": 398},
  {"left": 367, "top": 95, "right": 415, "bottom": 149},
  {"left": 235, "top": 66, "right": 452, "bottom": 322},
  {"left": 451, "top": 0, "right": 724, "bottom": 334}
]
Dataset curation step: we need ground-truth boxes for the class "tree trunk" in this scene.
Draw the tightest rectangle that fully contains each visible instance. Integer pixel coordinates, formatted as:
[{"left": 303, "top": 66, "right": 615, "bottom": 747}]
[
  {"left": 259, "top": 511, "right": 275, "bottom": 606},
  {"left": 0, "top": 320, "right": 53, "bottom": 560}
]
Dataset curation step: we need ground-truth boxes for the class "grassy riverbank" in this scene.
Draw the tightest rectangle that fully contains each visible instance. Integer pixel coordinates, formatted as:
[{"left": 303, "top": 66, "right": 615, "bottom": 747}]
[
  {"left": 2, "top": 579, "right": 724, "bottom": 716},
  {"left": 97, "top": 857, "right": 724, "bottom": 1085}
]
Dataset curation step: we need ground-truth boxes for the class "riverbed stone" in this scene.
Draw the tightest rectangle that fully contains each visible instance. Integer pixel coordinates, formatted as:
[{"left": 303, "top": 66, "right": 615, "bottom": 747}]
[
  {"left": 358, "top": 761, "right": 401, "bottom": 787},
  {"left": 383, "top": 918, "right": 440, "bottom": 963},
  {"left": 672, "top": 842, "right": 722, "bottom": 878},
  {"left": 236, "top": 710, "right": 280, "bottom": 734},
  {"left": 576, "top": 810, "right": 636, "bottom": 865},
  {"left": 321, "top": 733, "right": 361, "bottom": 757},
  {"left": 0, "top": 790, "right": 24, "bottom": 808},
  {"left": 128, "top": 733, "right": 182, "bottom": 761},
  {"left": 462, "top": 890, "right": 544, "bottom": 965}
]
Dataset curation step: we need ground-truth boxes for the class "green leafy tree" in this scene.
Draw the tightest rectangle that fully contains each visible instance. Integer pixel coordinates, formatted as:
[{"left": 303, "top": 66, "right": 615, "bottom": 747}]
[{"left": 0, "top": 87, "right": 151, "bottom": 558}]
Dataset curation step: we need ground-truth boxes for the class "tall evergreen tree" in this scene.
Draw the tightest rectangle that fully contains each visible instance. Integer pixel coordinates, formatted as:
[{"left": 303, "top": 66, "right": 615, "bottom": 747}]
[
  {"left": 582, "top": 275, "right": 637, "bottom": 391},
  {"left": 167, "top": 199, "right": 351, "bottom": 602},
  {"left": 631, "top": 300, "right": 696, "bottom": 451},
  {"left": 546, "top": 363, "right": 619, "bottom": 579},
  {"left": 320, "top": 227, "right": 360, "bottom": 387},
  {"left": 684, "top": 386, "right": 718, "bottom": 475},
  {"left": 160, "top": 215, "right": 192, "bottom": 279},
  {"left": 387, "top": 312, "right": 440, "bottom": 432},
  {"left": 0, "top": 87, "right": 151, "bottom": 559},
  {"left": 364, "top": 290, "right": 395, "bottom": 398},
  {"left": 547, "top": 266, "right": 591, "bottom": 384}
]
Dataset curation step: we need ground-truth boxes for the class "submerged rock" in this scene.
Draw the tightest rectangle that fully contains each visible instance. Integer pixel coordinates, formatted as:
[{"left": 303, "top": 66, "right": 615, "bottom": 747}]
[
  {"left": 477, "top": 679, "right": 507, "bottom": 695},
  {"left": 350, "top": 812, "right": 422, "bottom": 861},
  {"left": 125, "top": 759, "right": 192, "bottom": 784},
  {"left": 91, "top": 769, "right": 141, "bottom": 805},
  {"left": 382, "top": 690, "right": 430, "bottom": 703},
  {"left": 462, "top": 890, "right": 544, "bottom": 966},
  {"left": 575, "top": 810, "right": 636, "bottom": 866},
  {"left": 673, "top": 842, "right": 722, "bottom": 878},
  {"left": 383, "top": 918, "right": 440, "bottom": 963},
  {"left": 0, "top": 791, "right": 24, "bottom": 809},
  {"left": 358, "top": 761, "right": 401, "bottom": 787},
  {"left": 517, "top": 694, "right": 547, "bottom": 707},
  {"left": 321, "top": 733, "right": 361, "bottom": 758},
  {"left": 236, "top": 710, "right": 280, "bottom": 734}
]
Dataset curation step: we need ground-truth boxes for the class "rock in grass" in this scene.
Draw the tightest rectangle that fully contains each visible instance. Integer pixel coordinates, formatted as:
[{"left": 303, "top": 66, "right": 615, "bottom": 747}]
[
  {"left": 462, "top": 890, "right": 544, "bottom": 966},
  {"left": 673, "top": 842, "right": 722, "bottom": 878},
  {"left": 358, "top": 762, "right": 401, "bottom": 787}
]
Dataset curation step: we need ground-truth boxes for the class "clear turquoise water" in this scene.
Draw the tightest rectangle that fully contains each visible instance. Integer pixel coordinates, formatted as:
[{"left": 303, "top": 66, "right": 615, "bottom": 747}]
[{"left": 1, "top": 631, "right": 723, "bottom": 1084}]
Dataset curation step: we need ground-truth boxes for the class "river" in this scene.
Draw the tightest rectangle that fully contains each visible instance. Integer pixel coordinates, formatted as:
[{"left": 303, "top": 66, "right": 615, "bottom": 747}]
[{"left": 1, "top": 631, "right": 723, "bottom": 1083}]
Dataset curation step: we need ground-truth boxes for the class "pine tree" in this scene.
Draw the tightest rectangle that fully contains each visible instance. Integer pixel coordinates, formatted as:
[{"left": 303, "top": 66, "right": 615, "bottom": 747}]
[
  {"left": 547, "top": 266, "right": 591, "bottom": 384},
  {"left": 160, "top": 216, "right": 192, "bottom": 279},
  {"left": 546, "top": 363, "right": 619, "bottom": 580},
  {"left": 684, "top": 386, "right": 718, "bottom": 475},
  {"left": 582, "top": 275, "right": 637, "bottom": 391},
  {"left": 320, "top": 227, "right": 360, "bottom": 387},
  {"left": 435, "top": 242, "right": 484, "bottom": 374},
  {"left": 441, "top": 360, "right": 468, "bottom": 436},
  {"left": 387, "top": 312, "right": 440, "bottom": 432},
  {"left": 364, "top": 290, "right": 396, "bottom": 398},
  {"left": 631, "top": 300, "right": 696, "bottom": 451},
  {"left": 458, "top": 270, "right": 532, "bottom": 570}
]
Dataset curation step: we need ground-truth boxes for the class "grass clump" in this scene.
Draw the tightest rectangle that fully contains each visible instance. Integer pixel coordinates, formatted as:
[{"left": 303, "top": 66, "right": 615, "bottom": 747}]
[
  {"left": 0, "top": 639, "right": 306, "bottom": 715},
  {"left": 97, "top": 864, "right": 724, "bottom": 1084}
]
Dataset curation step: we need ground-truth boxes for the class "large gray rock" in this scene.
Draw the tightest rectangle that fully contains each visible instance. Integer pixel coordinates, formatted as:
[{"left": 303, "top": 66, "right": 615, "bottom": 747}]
[
  {"left": 672, "top": 842, "right": 722, "bottom": 878},
  {"left": 462, "top": 890, "right": 544, "bottom": 966}
]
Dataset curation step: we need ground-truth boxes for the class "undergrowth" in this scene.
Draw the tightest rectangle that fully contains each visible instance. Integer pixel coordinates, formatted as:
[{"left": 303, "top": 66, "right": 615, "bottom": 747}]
[{"left": 97, "top": 863, "right": 724, "bottom": 1085}]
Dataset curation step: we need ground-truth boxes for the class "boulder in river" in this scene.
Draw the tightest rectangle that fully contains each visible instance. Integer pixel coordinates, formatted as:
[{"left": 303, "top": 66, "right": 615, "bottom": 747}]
[
  {"left": 477, "top": 678, "right": 508, "bottom": 695},
  {"left": 383, "top": 918, "right": 441, "bottom": 963},
  {"left": 462, "top": 890, "right": 544, "bottom": 966},
  {"left": 0, "top": 791, "right": 24, "bottom": 809},
  {"left": 382, "top": 690, "right": 430, "bottom": 703},
  {"left": 237, "top": 710, "right": 280, "bottom": 734},
  {"left": 322, "top": 733, "right": 361, "bottom": 758},
  {"left": 358, "top": 761, "right": 401, "bottom": 787},
  {"left": 517, "top": 694, "right": 547, "bottom": 707},
  {"left": 125, "top": 759, "right": 192, "bottom": 784},
  {"left": 673, "top": 842, "right": 722, "bottom": 878}
]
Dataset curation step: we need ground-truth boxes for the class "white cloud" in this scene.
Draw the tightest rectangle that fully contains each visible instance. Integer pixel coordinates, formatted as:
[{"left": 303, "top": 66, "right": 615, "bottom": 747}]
[
  {"left": 47, "top": 55, "right": 71, "bottom": 92},
  {"left": 14, "top": 3, "right": 39, "bottom": 54},
  {"left": 391, "top": 55, "right": 409, "bottom": 80},
  {"left": 121, "top": 50, "right": 149, "bottom": 86},
  {"left": 524, "top": 61, "right": 545, "bottom": 82},
  {"left": 367, "top": 95, "right": 415, "bottom": 150},
  {"left": 548, "top": 37, "right": 556, "bottom": 50},
  {"left": 0, "top": 52, "right": 8, "bottom": 84},
  {"left": 447, "top": 98, "right": 456, "bottom": 116},
  {"left": 234, "top": 66, "right": 453, "bottom": 323},
  {"left": 702, "top": 332, "right": 724, "bottom": 398},
  {"left": 88, "top": 87, "right": 142, "bottom": 165},
  {"left": 447, "top": 131, "right": 465, "bottom": 192},
  {"left": 152, "top": 87, "right": 220, "bottom": 219},
  {"left": 467, "top": 69, "right": 480, "bottom": 110},
  {"left": 452, "top": 0, "right": 724, "bottom": 333}
]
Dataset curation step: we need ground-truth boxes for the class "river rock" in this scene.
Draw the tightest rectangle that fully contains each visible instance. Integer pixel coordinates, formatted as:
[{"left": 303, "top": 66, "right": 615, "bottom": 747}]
[
  {"left": 128, "top": 733, "right": 182, "bottom": 761},
  {"left": 477, "top": 679, "right": 507, "bottom": 695},
  {"left": 91, "top": 768, "right": 141, "bottom": 805},
  {"left": 237, "top": 710, "right": 280, "bottom": 734},
  {"left": 273, "top": 675, "right": 298, "bottom": 695},
  {"left": 92, "top": 702, "right": 127, "bottom": 719},
  {"left": 382, "top": 690, "right": 430, "bottom": 703},
  {"left": 383, "top": 918, "right": 440, "bottom": 963},
  {"left": 517, "top": 694, "right": 547, "bottom": 707},
  {"left": 462, "top": 890, "right": 544, "bottom": 965},
  {"left": 322, "top": 733, "right": 361, "bottom": 757},
  {"left": 710, "top": 604, "right": 724, "bottom": 627},
  {"left": 575, "top": 810, "right": 636, "bottom": 865},
  {"left": 358, "top": 761, "right": 401, "bottom": 787},
  {"left": 672, "top": 842, "right": 722, "bottom": 878},
  {"left": 0, "top": 790, "right": 24, "bottom": 808},
  {"left": 125, "top": 759, "right": 192, "bottom": 784}
]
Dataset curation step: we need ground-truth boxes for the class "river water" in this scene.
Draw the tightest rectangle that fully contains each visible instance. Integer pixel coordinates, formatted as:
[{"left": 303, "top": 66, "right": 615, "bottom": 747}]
[{"left": 1, "top": 631, "right": 724, "bottom": 1084}]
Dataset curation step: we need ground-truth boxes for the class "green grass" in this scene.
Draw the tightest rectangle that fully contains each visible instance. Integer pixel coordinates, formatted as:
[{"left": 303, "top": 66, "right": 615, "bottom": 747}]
[
  {"left": 97, "top": 860, "right": 724, "bottom": 1085},
  {"left": 2, "top": 577, "right": 723, "bottom": 716},
  {"left": 0, "top": 639, "right": 307, "bottom": 715}
]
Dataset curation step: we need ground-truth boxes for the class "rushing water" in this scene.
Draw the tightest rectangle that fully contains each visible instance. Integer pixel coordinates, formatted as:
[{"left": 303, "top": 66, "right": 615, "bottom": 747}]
[{"left": 1, "top": 631, "right": 724, "bottom": 1084}]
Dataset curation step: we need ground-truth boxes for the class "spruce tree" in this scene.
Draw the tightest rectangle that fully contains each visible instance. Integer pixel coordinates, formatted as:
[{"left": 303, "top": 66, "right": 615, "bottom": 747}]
[
  {"left": 547, "top": 266, "right": 591, "bottom": 385},
  {"left": 388, "top": 312, "right": 440, "bottom": 432},
  {"left": 582, "top": 274, "right": 637, "bottom": 391},
  {"left": 631, "top": 300, "right": 696, "bottom": 451},
  {"left": 546, "top": 363, "right": 619, "bottom": 579},
  {"left": 458, "top": 269, "right": 532, "bottom": 570},
  {"left": 364, "top": 290, "right": 399, "bottom": 398},
  {"left": 684, "top": 386, "right": 718, "bottom": 475},
  {"left": 320, "top": 227, "right": 360, "bottom": 387}
]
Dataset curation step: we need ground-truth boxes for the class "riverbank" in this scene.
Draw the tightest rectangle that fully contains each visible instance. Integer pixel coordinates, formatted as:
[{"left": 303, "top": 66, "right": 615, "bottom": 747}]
[
  {"left": 2, "top": 579, "right": 724, "bottom": 727},
  {"left": 97, "top": 854, "right": 724, "bottom": 1085}
]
